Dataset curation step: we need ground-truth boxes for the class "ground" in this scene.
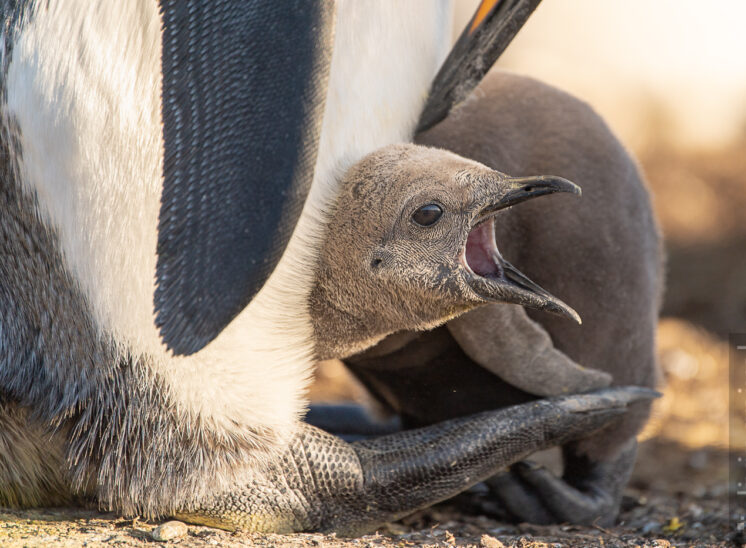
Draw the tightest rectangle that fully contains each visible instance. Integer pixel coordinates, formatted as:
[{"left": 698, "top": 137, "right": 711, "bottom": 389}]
[{"left": 0, "top": 140, "right": 743, "bottom": 545}]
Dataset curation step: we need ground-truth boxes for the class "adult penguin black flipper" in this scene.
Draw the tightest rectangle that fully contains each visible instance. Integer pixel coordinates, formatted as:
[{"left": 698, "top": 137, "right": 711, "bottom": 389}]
[
  {"left": 417, "top": 0, "right": 542, "bottom": 133},
  {"left": 155, "top": 1, "right": 334, "bottom": 355}
]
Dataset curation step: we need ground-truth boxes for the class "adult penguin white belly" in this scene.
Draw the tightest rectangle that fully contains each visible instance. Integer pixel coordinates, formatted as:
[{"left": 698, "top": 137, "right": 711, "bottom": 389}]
[
  {"left": 0, "top": 0, "right": 651, "bottom": 534},
  {"left": 5, "top": 0, "right": 451, "bottom": 449}
]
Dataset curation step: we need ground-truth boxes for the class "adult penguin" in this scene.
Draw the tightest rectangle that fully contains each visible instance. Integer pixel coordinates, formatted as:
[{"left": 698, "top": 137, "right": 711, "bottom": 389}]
[{"left": 0, "top": 0, "right": 650, "bottom": 534}]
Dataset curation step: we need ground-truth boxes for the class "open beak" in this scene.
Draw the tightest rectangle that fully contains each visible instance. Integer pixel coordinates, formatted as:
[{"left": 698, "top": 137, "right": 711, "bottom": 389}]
[{"left": 460, "top": 175, "right": 582, "bottom": 324}]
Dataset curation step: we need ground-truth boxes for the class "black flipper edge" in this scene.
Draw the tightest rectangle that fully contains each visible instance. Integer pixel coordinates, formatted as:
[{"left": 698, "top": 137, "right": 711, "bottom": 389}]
[
  {"left": 156, "top": 1, "right": 335, "bottom": 355},
  {"left": 417, "top": 0, "right": 542, "bottom": 133}
]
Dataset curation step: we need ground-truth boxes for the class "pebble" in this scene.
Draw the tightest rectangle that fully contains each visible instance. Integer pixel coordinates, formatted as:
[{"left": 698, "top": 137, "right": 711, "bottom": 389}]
[
  {"left": 640, "top": 521, "right": 661, "bottom": 535},
  {"left": 685, "top": 502, "right": 704, "bottom": 519},
  {"left": 151, "top": 520, "right": 188, "bottom": 542},
  {"left": 480, "top": 534, "right": 505, "bottom": 548}
]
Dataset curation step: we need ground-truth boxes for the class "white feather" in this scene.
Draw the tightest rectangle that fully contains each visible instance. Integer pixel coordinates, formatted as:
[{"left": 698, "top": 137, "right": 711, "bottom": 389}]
[{"left": 6, "top": 0, "right": 452, "bottom": 443}]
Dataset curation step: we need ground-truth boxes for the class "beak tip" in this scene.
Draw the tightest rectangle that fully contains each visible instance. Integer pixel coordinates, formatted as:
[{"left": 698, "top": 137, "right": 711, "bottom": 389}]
[
  {"left": 555, "top": 176, "right": 581, "bottom": 197},
  {"left": 549, "top": 301, "right": 582, "bottom": 325},
  {"left": 565, "top": 307, "right": 582, "bottom": 325}
]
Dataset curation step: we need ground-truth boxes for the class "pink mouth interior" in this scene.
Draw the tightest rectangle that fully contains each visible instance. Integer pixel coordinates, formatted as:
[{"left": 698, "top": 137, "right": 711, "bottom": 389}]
[{"left": 464, "top": 218, "right": 503, "bottom": 278}]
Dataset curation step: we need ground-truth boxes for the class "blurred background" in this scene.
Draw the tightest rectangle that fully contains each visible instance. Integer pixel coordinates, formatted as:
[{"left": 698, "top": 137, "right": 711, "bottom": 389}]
[{"left": 311, "top": 0, "right": 745, "bottom": 540}]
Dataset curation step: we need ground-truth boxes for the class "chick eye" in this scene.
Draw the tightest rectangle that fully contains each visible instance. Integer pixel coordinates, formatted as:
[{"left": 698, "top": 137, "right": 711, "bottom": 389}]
[{"left": 411, "top": 203, "right": 443, "bottom": 226}]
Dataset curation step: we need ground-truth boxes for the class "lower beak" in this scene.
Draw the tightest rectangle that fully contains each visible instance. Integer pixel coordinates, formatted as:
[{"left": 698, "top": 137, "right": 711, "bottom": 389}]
[
  {"left": 501, "top": 258, "right": 581, "bottom": 323},
  {"left": 466, "top": 243, "right": 581, "bottom": 324},
  {"left": 462, "top": 174, "right": 582, "bottom": 323}
]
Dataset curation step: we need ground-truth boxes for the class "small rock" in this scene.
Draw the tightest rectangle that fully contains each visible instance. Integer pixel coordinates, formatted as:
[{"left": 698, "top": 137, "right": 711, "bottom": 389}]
[
  {"left": 381, "top": 522, "right": 407, "bottom": 535},
  {"left": 692, "top": 485, "right": 707, "bottom": 498},
  {"left": 640, "top": 521, "right": 661, "bottom": 535},
  {"left": 151, "top": 520, "right": 188, "bottom": 542},
  {"left": 685, "top": 502, "right": 703, "bottom": 519},
  {"left": 480, "top": 534, "right": 505, "bottom": 548}
]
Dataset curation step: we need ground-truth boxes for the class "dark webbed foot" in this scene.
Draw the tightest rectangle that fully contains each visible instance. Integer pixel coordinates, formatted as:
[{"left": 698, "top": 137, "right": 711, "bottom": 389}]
[
  {"left": 178, "top": 388, "right": 652, "bottom": 535},
  {"left": 467, "top": 438, "right": 637, "bottom": 526}
]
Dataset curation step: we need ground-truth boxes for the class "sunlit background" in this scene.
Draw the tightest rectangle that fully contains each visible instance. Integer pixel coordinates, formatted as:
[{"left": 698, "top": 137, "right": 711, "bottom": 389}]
[{"left": 458, "top": 0, "right": 746, "bottom": 151}]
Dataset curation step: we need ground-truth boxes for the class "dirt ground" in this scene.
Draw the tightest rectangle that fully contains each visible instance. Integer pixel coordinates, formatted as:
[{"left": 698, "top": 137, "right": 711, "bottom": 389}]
[{"left": 1, "top": 141, "right": 743, "bottom": 546}]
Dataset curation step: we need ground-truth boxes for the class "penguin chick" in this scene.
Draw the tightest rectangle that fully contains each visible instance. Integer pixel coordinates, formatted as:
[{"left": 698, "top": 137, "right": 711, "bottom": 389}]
[
  {"left": 310, "top": 144, "right": 585, "bottom": 360},
  {"left": 309, "top": 142, "right": 610, "bottom": 396},
  {"left": 315, "top": 71, "right": 662, "bottom": 527}
]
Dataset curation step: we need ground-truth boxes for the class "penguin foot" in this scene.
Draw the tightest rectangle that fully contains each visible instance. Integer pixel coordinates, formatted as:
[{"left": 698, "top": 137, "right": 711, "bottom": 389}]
[
  {"left": 177, "top": 388, "right": 652, "bottom": 535},
  {"left": 463, "top": 437, "right": 638, "bottom": 526},
  {"left": 304, "top": 403, "right": 401, "bottom": 442}
]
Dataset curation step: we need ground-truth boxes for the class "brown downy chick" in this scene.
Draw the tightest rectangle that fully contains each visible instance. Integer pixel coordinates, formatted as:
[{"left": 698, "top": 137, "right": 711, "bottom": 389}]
[
  {"left": 311, "top": 70, "right": 662, "bottom": 527},
  {"left": 310, "top": 141, "right": 608, "bottom": 393},
  {"left": 311, "top": 144, "right": 585, "bottom": 360}
]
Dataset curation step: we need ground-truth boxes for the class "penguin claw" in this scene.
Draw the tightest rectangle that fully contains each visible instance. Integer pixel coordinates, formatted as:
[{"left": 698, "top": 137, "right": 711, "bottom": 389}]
[
  {"left": 460, "top": 438, "right": 639, "bottom": 526},
  {"left": 509, "top": 460, "right": 617, "bottom": 524},
  {"left": 479, "top": 468, "right": 557, "bottom": 524},
  {"left": 181, "top": 388, "right": 650, "bottom": 534}
]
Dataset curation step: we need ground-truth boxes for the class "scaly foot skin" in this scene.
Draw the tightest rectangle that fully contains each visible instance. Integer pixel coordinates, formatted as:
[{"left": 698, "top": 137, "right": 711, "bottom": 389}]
[
  {"left": 179, "top": 387, "right": 654, "bottom": 535},
  {"left": 465, "top": 438, "right": 638, "bottom": 526}
]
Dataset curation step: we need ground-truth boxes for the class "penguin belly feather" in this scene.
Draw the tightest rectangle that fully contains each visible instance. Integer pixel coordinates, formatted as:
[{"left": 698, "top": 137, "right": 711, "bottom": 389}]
[{"left": 3, "top": 0, "right": 452, "bottom": 447}]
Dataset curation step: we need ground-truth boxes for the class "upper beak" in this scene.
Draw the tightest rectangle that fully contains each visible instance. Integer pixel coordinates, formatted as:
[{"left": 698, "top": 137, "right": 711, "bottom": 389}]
[
  {"left": 475, "top": 175, "right": 581, "bottom": 222},
  {"left": 462, "top": 174, "right": 582, "bottom": 324}
]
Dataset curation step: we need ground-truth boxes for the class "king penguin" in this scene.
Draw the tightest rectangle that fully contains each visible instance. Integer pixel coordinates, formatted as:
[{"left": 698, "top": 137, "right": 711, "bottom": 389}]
[{"left": 0, "top": 0, "right": 652, "bottom": 534}]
